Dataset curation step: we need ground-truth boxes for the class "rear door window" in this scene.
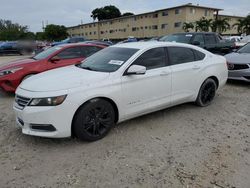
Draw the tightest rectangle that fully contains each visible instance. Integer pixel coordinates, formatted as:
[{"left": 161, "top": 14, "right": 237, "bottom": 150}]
[
  {"left": 204, "top": 34, "right": 216, "bottom": 44},
  {"left": 57, "top": 47, "right": 83, "bottom": 59},
  {"left": 168, "top": 47, "right": 195, "bottom": 65}
]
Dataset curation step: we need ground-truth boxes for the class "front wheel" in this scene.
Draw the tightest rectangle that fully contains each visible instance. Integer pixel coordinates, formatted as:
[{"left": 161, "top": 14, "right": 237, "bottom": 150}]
[
  {"left": 73, "top": 98, "right": 115, "bottom": 141},
  {"left": 196, "top": 78, "right": 217, "bottom": 107}
]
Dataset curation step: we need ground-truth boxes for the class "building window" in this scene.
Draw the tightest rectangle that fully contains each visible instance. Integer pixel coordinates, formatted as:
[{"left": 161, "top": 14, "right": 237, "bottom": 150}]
[
  {"left": 145, "top": 26, "right": 148, "bottom": 29},
  {"left": 162, "top": 11, "right": 168, "bottom": 16},
  {"left": 141, "top": 16, "right": 143, "bottom": 19},
  {"left": 85, "top": 32, "right": 88, "bottom": 36},
  {"left": 152, "top": 25, "right": 158, "bottom": 30},
  {"left": 145, "top": 15, "right": 148, "bottom": 18},
  {"left": 89, "top": 32, "right": 92, "bottom": 35},
  {"left": 110, "top": 21, "right": 113, "bottom": 25},
  {"left": 140, "top": 27, "right": 143, "bottom": 29},
  {"left": 190, "top": 8, "right": 195, "bottom": 14},
  {"left": 89, "top": 25, "right": 92, "bottom": 28},
  {"left": 175, "top": 9, "right": 181, "bottom": 14},
  {"left": 110, "top": 30, "right": 114, "bottom": 33},
  {"left": 161, "top": 24, "right": 168, "bottom": 29},
  {"left": 101, "top": 31, "right": 104, "bottom": 34},
  {"left": 94, "top": 31, "right": 96, "bottom": 35},
  {"left": 149, "top": 26, "right": 152, "bottom": 29},
  {"left": 132, "top": 27, "right": 136, "bottom": 31},
  {"left": 174, "top": 22, "right": 182, "bottom": 27},
  {"left": 205, "top": 10, "right": 208, "bottom": 16},
  {"left": 153, "top": 13, "right": 158, "bottom": 18}
]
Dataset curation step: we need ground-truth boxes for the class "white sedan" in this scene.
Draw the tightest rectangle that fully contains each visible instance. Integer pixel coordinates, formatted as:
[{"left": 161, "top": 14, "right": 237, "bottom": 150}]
[{"left": 14, "top": 42, "right": 228, "bottom": 141}]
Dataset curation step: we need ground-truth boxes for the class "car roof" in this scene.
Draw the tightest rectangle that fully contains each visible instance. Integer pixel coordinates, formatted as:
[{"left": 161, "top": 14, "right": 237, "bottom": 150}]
[
  {"left": 113, "top": 41, "right": 202, "bottom": 50},
  {"left": 57, "top": 43, "right": 105, "bottom": 48}
]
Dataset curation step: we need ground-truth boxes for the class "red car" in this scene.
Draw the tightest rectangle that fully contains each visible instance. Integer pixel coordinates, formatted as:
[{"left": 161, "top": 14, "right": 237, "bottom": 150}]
[{"left": 0, "top": 43, "right": 105, "bottom": 92}]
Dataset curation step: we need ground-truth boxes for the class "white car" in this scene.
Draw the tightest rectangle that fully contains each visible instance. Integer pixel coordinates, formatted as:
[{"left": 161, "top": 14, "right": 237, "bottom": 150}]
[{"left": 14, "top": 42, "right": 228, "bottom": 141}]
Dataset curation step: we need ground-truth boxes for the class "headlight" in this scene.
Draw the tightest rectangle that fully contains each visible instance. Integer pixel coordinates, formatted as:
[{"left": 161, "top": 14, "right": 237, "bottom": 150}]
[
  {"left": 29, "top": 95, "right": 67, "bottom": 106},
  {"left": 0, "top": 67, "right": 23, "bottom": 76}
]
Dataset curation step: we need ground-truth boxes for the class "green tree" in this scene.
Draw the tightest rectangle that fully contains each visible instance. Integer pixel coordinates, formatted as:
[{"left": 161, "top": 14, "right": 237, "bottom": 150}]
[
  {"left": 0, "top": 19, "right": 29, "bottom": 40},
  {"left": 233, "top": 15, "right": 250, "bottom": 35},
  {"left": 211, "top": 18, "right": 230, "bottom": 33},
  {"left": 182, "top": 22, "right": 194, "bottom": 32},
  {"left": 122, "top": 12, "right": 134, "bottom": 17},
  {"left": 233, "top": 19, "right": 245, "bottom": 34},
  {"left": 195, "top": 17, "right": 213, "bottom": 32},
  {"left": 43, "top": 24, "right": 68, "bottom": 41},
  {"left": 91, "top": 5, "right": 121, "bottom": 21}
]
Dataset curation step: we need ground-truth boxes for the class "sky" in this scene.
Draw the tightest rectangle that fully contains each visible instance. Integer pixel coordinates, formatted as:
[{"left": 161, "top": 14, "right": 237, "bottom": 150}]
[{"left": 0, "top": 0, "right": 249, "bottom": 32}]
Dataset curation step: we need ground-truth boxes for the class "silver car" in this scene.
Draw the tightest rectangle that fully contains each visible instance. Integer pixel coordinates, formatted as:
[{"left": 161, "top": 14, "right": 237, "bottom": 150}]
[{"left": 225, "top": 43, "right": 250, "bottom": 82}]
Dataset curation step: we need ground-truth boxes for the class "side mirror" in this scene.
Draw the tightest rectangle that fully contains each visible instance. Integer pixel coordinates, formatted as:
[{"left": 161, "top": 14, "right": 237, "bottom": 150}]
[
  {"left": 192, "top": 41, "right": 201, "bottom": 46},
  {"left": 126, "top": 65, "right": 146, "bottom": 75},
  {"left": 50, "top": 56, "right": 60, "bottom": 63}
]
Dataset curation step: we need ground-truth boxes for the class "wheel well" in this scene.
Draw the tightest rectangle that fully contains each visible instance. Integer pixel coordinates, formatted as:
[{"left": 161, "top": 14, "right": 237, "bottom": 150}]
[
  {"left": 71, "top": 97, "right": 119, "bottom": 137},
  {"left": 208, "top": 76, "right": 219, "bottom": 89}
]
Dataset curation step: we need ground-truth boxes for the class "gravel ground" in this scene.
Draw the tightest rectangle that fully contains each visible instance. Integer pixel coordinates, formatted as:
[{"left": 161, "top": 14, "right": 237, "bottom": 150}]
[{"left": 0, "top": 56, "right": 249, "bottom": 188}]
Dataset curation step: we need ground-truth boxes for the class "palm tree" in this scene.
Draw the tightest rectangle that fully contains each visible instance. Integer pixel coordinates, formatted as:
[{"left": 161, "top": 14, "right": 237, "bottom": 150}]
[
  {"left": 182, "top": 22, "right": 194, "bottom": 32},
  {"left": 233, "top": 15, "right": 250, "bottom": 35},
  {"left": 233, "top": 19, "right": 245, "bottom": 34},
  {"left": 195, "top": 17, "right": 213, "bottom": 32},
  {"left": 211, "top": 18, "right": 230, "bottom": 34}
]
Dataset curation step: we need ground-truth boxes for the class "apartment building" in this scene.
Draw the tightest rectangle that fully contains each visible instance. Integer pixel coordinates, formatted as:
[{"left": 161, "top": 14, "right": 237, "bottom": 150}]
[{"left": 67, "top": 3, "right": 242, "bottom": 40}]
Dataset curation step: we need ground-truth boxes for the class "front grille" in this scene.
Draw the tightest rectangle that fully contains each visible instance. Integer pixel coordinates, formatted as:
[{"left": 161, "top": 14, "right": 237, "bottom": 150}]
[
  {"left": 15, "top": 95, "right": 31, "bottom": 109},
  {"left": 228, "top": 63, "right": 249, "bottom": 70}
]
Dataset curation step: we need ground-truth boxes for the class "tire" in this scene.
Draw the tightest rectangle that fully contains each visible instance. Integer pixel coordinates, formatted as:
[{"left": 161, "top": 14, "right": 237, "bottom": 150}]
[
  {"left": 73, "top": 98, "right": 115, "bottom": 141},
  {"left": 196, "top": 78, "right": 217, "bottom": 107}
]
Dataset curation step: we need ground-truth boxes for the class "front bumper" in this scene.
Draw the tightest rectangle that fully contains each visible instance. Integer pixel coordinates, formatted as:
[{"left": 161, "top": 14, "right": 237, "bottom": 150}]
[
  {"left": 228, "top": 69, "right": 250, "bottom": 82},
  {"left": 0, "top": 79, "right": 17, "bottom": 92},
  {"left": 13, "top": 94, "right": 77, "bottom": 138}
]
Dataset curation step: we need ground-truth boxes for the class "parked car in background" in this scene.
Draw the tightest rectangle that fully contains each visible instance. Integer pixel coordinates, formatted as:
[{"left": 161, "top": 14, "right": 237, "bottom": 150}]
[
  {"left": 51, "top": 37, "right": 86, "bottom": 46},
  {"left": 0, "top": 42, "right": 18, "bottom": 54},
  {"left": 237, "top": 35, "right": 250, "bottom": 47},
  {"left": 225, "top": 42, "right": 250, "bottom": 82},
  {"left": 0, "top": 41, "right": 35, "bottom": 55},
  {"left": 14, "top": 42, "right": 227, "bottom": 141},
  {"left": 0, "top": 43, "right": 105, "bottom": 92},
  {"left": 225, "top": 36, "right": 244, "bottom": 49},
  {"left": 160, "top": 32, "right": 235, "bottom": 55}
]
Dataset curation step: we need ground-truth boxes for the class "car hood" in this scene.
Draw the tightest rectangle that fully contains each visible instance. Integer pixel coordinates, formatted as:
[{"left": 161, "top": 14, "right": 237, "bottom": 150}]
[
  {"left": 225, "top": 52, "right": 250, "bottom": 64},
  {"left": 19, "top": 65, "right": 110, "bottom": 92},
  {"left": 0, "top": 58, "right": 37, "bottom": 71}
]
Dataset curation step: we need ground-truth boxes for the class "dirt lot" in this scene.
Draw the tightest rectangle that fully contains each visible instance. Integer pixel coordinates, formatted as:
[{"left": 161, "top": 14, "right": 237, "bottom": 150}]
[{"left": 0, "top": 56, "right": 249, "bottom": 188}]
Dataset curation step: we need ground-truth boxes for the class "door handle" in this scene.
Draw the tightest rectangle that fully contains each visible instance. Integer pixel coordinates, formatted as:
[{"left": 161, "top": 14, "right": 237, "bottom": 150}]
[
  {"left": 192, "top": 65, "right": 201, "bottom": 70},
  {"left": 160, "top": 71, "right": 170, "bottom": 76}
]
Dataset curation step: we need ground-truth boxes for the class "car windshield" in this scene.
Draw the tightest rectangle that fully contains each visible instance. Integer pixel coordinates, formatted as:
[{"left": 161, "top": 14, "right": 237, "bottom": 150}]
[
  {"left": 159, "top": 34, "right": 192, "bottom": 43},
  {"left": 78, "top": 47, "right": 139, "bottom": 72},
  {"left": 33, "top": 46, "right": 62, "bottom": 60},
  {"left": 237, "top": 43, "right": 250, "bottom": 53}
]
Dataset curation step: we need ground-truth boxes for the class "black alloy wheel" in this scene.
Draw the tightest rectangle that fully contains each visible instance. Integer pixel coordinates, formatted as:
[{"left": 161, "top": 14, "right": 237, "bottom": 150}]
[
  {"left": 196, "top": 78, "right": 217, "bottom": 107},
  {"left": 73, "top": 98, "right": 115, "bottom": 141}
]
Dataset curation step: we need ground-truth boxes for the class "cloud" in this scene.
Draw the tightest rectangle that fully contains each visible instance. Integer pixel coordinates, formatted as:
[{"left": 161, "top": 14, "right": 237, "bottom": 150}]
[{"left": 0, "top": 0, "right": 249, "bottom": 32}]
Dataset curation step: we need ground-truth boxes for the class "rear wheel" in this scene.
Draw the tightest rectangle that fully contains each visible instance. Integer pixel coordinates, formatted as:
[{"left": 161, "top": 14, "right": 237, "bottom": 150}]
[
  {"left": 196, "top": 78, "right": 217, "bottom": 107},
  {"left": 73, "top": 98, "right": 115, "bottom": 141}
]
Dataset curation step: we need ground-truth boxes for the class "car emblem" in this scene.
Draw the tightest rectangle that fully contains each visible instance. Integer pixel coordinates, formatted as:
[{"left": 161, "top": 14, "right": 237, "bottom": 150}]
[{"left": 228, "top": 63, "right": 234, "bottom": 70}]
